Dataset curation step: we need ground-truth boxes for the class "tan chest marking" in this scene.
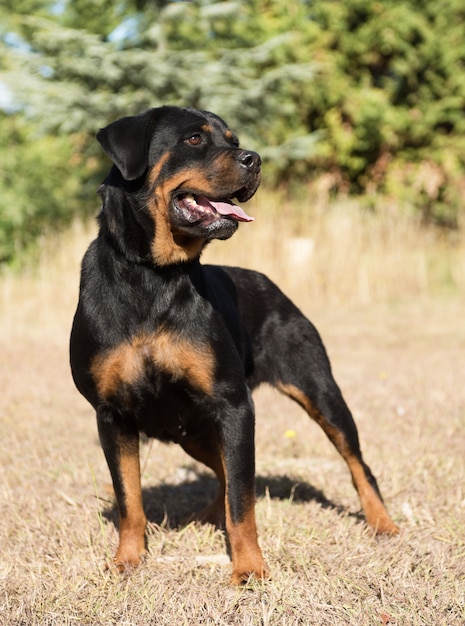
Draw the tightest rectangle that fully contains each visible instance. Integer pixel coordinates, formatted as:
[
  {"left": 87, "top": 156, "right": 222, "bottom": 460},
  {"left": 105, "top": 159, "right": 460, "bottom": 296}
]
[{"left": 91, "top": 329, "right": 215, "bottom": 399}]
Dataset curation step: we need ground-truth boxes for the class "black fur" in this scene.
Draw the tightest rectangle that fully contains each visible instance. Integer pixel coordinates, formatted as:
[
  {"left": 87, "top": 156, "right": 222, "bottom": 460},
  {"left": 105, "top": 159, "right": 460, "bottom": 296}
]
[{"left": 70, "top": 105, "right": 397, "bottom": 585}]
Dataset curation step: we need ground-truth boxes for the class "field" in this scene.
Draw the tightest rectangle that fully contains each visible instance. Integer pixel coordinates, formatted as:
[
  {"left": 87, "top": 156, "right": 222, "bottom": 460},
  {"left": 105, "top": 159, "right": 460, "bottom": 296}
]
[{"left": 1, "top": 196, "right": 464, "bottom": 625}]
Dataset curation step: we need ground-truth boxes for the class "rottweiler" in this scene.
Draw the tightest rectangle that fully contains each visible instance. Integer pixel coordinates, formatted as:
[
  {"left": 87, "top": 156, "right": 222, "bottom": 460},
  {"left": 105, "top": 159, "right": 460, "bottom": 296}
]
[{"left": 70, "top": 105, "right": 398, "bottom": 585}]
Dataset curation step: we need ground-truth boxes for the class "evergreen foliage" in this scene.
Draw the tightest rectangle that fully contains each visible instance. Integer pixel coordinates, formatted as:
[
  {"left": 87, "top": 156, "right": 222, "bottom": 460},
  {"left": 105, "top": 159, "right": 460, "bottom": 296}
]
[
  {"left": 0, "top": 0, "right": 464, "bottom": 263},
  {"left": 0, "top": 114, "right": 100, "bottom": 263}
]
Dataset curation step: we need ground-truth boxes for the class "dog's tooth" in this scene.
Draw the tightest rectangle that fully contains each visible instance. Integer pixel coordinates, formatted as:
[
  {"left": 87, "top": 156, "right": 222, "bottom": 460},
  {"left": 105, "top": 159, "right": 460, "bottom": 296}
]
[{"left": 184, "top": 194, "right": 198, "bottom": 208}]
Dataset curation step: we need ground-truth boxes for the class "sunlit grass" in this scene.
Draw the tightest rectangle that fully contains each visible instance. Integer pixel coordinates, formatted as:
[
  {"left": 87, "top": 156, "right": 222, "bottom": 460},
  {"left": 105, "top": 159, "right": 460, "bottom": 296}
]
[{"left": 1, "top": 194, "right": 464, "bottom": 624}]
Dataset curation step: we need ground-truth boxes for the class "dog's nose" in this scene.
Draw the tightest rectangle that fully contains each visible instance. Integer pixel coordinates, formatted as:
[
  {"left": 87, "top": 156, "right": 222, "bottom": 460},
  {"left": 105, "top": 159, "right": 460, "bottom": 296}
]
[{"left": 238, "top": 150, "right": 261, "bottom": 170}]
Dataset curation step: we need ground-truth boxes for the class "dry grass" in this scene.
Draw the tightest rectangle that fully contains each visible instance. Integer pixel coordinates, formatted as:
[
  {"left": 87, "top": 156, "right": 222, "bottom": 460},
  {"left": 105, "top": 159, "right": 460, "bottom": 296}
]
[
  {"left": 203, "top": 189, "right": 465, "bottom": 306},
  {"left": 1, "top": 197, "right": 464, "bottom": 625}
]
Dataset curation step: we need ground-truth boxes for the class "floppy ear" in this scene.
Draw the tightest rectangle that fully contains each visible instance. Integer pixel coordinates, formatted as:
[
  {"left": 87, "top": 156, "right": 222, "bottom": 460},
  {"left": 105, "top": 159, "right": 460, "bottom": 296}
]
[{"left": 96, "top": 110, "right": 155, "bottom": 181}]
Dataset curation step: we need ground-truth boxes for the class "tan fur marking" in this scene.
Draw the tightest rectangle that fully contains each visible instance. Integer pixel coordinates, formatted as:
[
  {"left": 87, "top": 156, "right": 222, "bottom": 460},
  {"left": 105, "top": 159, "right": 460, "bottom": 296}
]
[
  {"left": 153, "top": 328, "right": 215, "bottom": 395},
  {"left": 277, "top": 382, "right": 399, "bottom": 535},
  {"left": 182, "top": 434, "right": 226, "bottom": 526},
  {"left": 91, "top": 339, "right": 146, "bottom": 399},
  {"left": 201, "top": 124, "right": 213, "bottom": 133},
  {"left": 115, "top": 445, "right": 147, "bottom": 569},
  {"left": 344, "top": 454, "right": 399, "bottom": 534},
  {"left": 224, "top": 130, "right": 233, "bottom": 139},
  {"left": 147, "top": 168, "right": 209, "bottom": 266},
  {"left": 225, "top": 496, "right": 268, "bottom": 585},
  {"left": 148, "top": 152, "right": 170, "bottom": 186},
  {"left": 91, "top": 330, "right": 215, "bottom": 399}
]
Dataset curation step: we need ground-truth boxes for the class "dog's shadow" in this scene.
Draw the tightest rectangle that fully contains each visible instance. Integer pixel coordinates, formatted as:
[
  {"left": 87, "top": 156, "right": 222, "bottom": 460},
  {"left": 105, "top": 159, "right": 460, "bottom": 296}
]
[{"left": 102, "top": 469, "right": 360, "bottom": 529}]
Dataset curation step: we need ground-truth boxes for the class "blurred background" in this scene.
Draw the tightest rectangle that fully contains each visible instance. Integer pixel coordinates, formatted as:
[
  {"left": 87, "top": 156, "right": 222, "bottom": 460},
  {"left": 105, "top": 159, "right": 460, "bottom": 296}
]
[
  {"left": 0, "top": 0, "right": 464, "bottom": 304},
  {"left": 1, "top": 7, "right": 464, "bottom": 622}
]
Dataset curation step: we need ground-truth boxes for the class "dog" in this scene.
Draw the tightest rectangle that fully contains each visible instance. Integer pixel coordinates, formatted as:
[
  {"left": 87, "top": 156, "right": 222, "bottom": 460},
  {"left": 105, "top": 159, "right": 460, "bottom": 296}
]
[{"left": 70, "top": 105, "right": 398, "bottom": 585}]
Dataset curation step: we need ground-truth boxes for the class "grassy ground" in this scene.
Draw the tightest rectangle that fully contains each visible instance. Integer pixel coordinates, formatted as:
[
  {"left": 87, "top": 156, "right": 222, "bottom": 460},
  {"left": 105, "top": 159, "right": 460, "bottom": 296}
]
[{"left": 1, "top": 200, "right": 464, "bottom": 625}]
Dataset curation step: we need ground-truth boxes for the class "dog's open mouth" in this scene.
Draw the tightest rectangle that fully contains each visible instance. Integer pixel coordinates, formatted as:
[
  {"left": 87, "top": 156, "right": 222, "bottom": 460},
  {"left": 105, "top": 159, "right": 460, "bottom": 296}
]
[{"left": 174, "top": 193, "right": 254, "bottom": 225}]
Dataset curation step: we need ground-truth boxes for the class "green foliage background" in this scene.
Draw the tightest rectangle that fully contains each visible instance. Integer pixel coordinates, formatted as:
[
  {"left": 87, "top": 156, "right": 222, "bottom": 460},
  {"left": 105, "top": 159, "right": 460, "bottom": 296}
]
[{"left": 1, "top": 0, "right": 464, "bottom": 264}]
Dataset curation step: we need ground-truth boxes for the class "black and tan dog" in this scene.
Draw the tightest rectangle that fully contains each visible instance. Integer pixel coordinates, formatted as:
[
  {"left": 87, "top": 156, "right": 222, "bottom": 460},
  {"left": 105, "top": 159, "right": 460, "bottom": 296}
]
[{"left": 70, "top": 105, "right": 398, "bottom": 585}]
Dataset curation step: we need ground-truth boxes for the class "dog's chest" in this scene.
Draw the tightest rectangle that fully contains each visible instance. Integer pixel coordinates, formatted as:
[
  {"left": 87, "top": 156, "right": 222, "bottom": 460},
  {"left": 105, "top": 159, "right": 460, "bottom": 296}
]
[{"left": 91, "top": 328, "right": 215, "bottom": 400}]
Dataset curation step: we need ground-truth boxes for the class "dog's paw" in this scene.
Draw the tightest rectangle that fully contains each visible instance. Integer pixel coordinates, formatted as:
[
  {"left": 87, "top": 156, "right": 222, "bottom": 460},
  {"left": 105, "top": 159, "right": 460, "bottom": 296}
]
[
  {"left": 113, "top": 543, "right": 147, "bottom": 572},
  {"left": 230, "top": 561, "right": 270, "bottom": 586}
]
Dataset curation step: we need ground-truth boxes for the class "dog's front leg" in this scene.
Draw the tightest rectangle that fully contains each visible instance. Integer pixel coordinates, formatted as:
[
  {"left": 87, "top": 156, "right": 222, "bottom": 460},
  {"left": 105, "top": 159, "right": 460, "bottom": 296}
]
[
  {"left": 97, "top": 406, "right": 147, "bottom": 570},
  {"left": 219, "top": 401, "right": 269, "bottom": 585}
]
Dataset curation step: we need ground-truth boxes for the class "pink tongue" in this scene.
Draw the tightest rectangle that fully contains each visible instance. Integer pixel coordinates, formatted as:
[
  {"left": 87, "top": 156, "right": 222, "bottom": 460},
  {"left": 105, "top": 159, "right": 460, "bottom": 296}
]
[{"left": 196, "top": 196, "right": 254, "bottom": 222}]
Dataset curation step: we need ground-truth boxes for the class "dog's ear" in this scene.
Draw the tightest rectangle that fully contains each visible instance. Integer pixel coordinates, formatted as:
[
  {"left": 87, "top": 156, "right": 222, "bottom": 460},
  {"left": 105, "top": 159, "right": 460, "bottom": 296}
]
[{"left": 96, "top": 110, "right": 155, "bottom": 181}]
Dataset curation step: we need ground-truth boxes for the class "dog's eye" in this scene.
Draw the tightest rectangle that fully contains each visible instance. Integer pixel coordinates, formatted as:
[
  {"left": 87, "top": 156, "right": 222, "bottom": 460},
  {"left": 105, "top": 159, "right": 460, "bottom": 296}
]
[{"left": 185, "top": 134, "right": 203, "bottom": 146}]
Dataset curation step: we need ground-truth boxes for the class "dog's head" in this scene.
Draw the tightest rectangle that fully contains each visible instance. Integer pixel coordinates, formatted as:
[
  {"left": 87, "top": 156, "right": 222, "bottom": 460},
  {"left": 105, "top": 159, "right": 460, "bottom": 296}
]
[{"left": 97, "top": 106, "right": 261, "bottom": 266}]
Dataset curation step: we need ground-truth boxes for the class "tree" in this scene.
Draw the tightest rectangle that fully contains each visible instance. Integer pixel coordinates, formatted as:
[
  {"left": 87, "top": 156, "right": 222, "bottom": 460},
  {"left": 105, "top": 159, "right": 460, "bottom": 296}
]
[
  {"left": 1, "top": 0, "right": 464, "bottom": 263},
  {"left": 0, "top": 112, "right": 101, "bottom": 263}
]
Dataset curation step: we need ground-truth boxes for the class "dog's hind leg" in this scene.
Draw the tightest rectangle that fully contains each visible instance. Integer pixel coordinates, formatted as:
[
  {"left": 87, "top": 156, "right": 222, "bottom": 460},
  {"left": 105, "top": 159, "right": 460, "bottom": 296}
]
[
  {"left": 277, "top": 378, "right": 398, "bottom": 534},
  {"left": 263, "top": 312, "right": 398, "bottom": 535},
  {"left": 181, "top": 425, "right": 226, "bottom": 527}
]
